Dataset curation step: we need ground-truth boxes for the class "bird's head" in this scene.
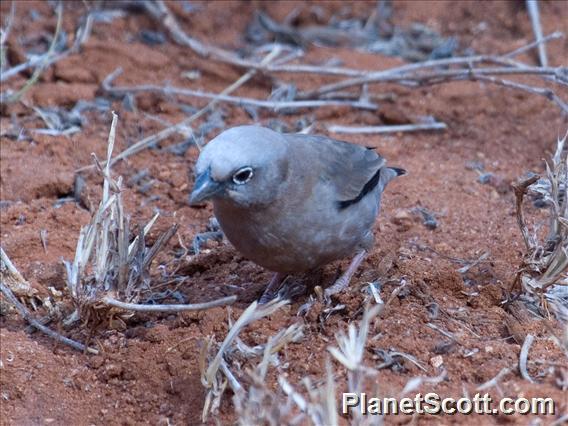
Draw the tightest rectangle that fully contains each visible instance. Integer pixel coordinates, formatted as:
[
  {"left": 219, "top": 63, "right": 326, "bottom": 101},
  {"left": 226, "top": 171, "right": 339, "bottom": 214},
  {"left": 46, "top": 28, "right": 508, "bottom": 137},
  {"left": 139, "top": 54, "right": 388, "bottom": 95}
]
[{"left": 189, "top": 126, "right": 289, "bottom": 208}]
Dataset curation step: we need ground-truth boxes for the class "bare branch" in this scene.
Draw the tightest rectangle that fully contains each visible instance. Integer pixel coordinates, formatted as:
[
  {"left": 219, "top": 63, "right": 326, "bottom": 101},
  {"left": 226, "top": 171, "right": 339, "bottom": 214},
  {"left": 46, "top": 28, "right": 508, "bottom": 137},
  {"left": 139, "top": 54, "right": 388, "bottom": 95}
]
[
  {"left": 519, "top": 334, "right": 535, "bottom": 383},
  {"left": 513, "top": 175, "right": 540, "bottom": 251},
  {"left": 78, "top": 46, "right": 283, "bottom": 173},
  {"left": 0, "top": 282, "right": 98, "bottom": 354},
  {"left": 473, "top": 74, "right": 568, "bottom": 114},
  {"left": 327, "top": 122, "right": 447, "bottom": 134},
  {"left": 300, "top": 65, "right": 566, "bottom": 99},
  {"left": 101, "top": 68, "right": 377, "bottom": 111},
  {"left": 2, "top": 2, "right": 63, "bottom": 104},
  {"left": 526, "top": 0, "right": 548, "bottom": 67},
  {"left": 504, "top": 31, "right": 562, "bottom": 59},
  {"left": 102, "top": 295, "right": 237, "bottom": 312}
]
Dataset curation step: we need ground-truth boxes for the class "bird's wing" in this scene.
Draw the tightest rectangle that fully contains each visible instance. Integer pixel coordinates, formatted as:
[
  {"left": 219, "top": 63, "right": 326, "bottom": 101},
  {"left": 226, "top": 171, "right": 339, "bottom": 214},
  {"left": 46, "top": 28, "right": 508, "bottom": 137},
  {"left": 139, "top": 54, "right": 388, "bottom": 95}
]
[{"left": 284, "top": 133, "right": 386, "bottom": 203}]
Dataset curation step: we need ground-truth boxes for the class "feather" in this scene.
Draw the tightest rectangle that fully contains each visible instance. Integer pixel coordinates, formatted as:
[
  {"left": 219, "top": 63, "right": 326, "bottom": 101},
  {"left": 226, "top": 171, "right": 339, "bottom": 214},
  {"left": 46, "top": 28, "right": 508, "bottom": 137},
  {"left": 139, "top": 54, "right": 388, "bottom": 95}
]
[{"left": 284, "top": 133, "right": 387, "bottom": 205}]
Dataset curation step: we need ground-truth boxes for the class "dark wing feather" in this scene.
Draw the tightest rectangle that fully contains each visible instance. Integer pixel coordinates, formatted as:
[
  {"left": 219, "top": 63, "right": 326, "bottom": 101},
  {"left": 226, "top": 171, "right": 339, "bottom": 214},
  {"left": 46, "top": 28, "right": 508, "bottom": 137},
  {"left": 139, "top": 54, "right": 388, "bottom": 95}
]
[{"left": 284, "top": 133, "right": 385, "bottom": 204}]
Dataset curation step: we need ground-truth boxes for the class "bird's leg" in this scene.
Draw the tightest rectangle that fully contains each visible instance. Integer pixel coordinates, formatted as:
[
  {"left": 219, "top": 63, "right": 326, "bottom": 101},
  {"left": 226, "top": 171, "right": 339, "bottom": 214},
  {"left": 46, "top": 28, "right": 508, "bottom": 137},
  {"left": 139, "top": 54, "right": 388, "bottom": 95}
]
[
  {"left": 324, "top": 250, "right": 367, "bottom": 299},
  {"left": 259, "top": 272, "right": 288, "bottom": 304}
]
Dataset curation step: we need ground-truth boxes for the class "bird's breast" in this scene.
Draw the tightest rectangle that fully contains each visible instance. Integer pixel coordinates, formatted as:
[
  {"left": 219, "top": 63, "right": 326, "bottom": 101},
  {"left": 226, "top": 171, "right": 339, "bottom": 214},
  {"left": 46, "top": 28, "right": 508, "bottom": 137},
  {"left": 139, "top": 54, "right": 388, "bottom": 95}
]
[{"left": 212, "top": 188, "right": 379, "bottom": 273}]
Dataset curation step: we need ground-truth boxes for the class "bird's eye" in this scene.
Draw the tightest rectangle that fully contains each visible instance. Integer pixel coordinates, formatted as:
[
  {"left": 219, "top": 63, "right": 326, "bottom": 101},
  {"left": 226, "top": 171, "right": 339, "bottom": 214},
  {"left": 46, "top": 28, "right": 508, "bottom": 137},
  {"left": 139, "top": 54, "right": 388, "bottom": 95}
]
[{"left": 232, "top": 167, "right": 254, "bottom": 185}]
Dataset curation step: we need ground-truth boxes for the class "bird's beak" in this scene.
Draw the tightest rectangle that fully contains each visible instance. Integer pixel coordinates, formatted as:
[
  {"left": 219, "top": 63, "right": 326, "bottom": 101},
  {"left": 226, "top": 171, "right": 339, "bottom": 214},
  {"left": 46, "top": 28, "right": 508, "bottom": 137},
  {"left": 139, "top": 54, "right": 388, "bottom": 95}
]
[{"left": 189, "top": 169, "right": 222, "bottom": 206}]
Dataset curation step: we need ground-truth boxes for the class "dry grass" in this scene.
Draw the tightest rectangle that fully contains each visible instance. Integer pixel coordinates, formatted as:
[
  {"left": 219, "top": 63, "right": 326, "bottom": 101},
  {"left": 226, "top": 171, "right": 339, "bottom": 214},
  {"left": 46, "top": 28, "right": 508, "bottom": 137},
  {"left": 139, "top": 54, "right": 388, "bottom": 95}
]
[
  {"left": 1, "top": 247, "right": 98, "bottom": 353},
  {"left": 0, "top": 247, "right": 37, "bottom": 301},
  {"left": 200, "top": 298, "right": 303, "bottom": 422},
  {"left": 513, "top": 133, "right": 568, "bottom": 322},
  {"left": 63, "top": 112, "right": 235, "bottom": 332},
  {"left": 200, "top": 301, "right": 387, "bottom": 425},
  {"left": 1, "top": 113, "right": 236, "bottom": 354}
]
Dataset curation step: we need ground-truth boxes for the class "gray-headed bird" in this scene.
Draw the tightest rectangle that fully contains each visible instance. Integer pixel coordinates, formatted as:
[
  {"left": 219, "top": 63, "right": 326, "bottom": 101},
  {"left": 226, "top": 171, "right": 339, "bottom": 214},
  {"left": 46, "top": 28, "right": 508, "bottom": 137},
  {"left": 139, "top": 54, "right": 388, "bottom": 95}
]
[{"left": 189, "top": 126, "right": 404, "bottom": 303}]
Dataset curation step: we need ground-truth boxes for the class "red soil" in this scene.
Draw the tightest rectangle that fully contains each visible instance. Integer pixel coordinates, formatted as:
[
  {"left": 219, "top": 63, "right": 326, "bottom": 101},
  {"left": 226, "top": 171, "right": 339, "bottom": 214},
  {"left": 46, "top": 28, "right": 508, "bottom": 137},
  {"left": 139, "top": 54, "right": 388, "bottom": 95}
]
[{"left": 1, "top": 1, "right": 566, "bottom": 425}]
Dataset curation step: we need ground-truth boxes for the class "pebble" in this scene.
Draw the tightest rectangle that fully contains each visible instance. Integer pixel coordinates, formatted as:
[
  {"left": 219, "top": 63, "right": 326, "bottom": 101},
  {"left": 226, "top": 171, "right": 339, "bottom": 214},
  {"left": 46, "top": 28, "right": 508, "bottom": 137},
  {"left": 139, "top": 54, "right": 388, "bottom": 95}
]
[
  {"left": 391, "top": 209, "right": 415, "bottom": 231},
  {"left": 430, "top": 355, "right": 444, "bottom": 368}
]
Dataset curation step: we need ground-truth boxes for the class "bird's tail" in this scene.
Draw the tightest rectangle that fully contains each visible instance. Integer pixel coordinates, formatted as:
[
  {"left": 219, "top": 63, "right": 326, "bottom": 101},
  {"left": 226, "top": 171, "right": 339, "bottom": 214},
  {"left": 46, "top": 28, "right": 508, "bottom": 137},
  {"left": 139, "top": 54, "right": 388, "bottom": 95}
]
[
  {"left": 389, "top": 167, "right": 407, "bottom": 176},
  {"left": 377, "top": 166, "right": 406, "bottom": 193}
]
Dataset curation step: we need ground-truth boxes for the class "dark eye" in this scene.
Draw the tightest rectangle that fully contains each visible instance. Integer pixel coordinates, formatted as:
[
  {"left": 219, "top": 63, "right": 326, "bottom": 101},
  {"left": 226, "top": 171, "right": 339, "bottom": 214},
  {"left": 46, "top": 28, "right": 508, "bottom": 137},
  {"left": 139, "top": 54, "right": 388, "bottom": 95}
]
[{"left": 232, "top": 167, "right": 254, "bottom": 185}]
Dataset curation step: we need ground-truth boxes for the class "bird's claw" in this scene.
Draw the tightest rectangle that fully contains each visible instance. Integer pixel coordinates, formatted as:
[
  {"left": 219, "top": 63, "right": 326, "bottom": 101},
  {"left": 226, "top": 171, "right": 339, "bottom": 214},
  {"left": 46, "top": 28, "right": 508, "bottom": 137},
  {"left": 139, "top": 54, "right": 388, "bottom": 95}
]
[
  {"left": 258, "top": 290, "right": 277, "bottom": 305},
  {"left": 323, "top": 277, "right": 349, "bottom": 304}
]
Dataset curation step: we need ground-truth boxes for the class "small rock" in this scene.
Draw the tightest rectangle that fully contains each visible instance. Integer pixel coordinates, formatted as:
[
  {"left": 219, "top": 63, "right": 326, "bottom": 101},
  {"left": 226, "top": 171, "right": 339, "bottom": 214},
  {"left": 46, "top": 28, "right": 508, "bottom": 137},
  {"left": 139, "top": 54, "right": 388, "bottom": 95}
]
[
  {"left": 391, "top": 209, "right": 414, "bottom": 231},
  {"left": 477, "top": 173, "right": 510, "bottom": 194},
  {"left": 103, "top": 363, "right": 123, "bottom": 379},
  {"left": 181, "top": 70, "right": 202, "bottom": 80},
  {"left": 433, "top": 341, "right": 455, "bottom": 355},
  {"left": 413, "top": 207, "right": 438, "bottom": 230},
  {"left": 87, "top": 356, "right": 105, "bottom": 369},
  {"left": 478, "top": 172, "right": 493, "bottom": 184},
  {"left": 430, "top": 355, "right": 444, "bottom": 368}
]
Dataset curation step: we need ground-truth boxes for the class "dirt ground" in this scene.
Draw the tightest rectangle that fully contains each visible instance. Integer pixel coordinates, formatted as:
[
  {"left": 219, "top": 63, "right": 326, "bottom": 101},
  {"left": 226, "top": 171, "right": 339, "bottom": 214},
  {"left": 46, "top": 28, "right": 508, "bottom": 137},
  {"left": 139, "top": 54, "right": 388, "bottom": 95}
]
[{"left": 1, "top": 1, "right": 567, "bottom": 425}]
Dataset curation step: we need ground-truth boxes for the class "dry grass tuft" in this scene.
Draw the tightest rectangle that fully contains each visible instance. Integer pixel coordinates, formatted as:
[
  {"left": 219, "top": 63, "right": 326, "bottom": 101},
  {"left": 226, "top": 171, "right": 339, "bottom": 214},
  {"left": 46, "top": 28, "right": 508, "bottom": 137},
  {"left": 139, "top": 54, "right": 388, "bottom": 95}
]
[
  {"left": 64, "top": 112, "right": 235, "bottom": 332},
  {"left": 513, "top": 133, "right": 567, "bottom": 322},
  {"left": 201, "top": 302, "right": 386, "bottom": 425},
  {"left": 64, "top": 112, "right": 161, "bottom": 328},
  {"left": 200, "top": 298, "right": 303, "bottom": 422}
]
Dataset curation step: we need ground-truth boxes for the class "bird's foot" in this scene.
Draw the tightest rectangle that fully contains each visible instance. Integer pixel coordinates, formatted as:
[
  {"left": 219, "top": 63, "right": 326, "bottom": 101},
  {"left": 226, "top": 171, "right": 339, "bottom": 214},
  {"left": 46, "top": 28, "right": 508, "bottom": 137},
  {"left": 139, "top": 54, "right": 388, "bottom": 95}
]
[
  {"left": 258, "top": 272, "right": 287, "bottom": 304},
  {"left": 324, "top": 251, "right": 367, "bottom": 301}
]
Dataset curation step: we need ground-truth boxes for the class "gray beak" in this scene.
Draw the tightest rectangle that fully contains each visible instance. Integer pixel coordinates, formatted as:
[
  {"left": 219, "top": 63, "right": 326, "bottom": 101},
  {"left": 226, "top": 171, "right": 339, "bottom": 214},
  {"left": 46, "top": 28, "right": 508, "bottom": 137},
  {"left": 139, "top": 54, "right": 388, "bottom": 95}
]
[{"left": 189, "top": 169, "right": 222, "bottom": 205}]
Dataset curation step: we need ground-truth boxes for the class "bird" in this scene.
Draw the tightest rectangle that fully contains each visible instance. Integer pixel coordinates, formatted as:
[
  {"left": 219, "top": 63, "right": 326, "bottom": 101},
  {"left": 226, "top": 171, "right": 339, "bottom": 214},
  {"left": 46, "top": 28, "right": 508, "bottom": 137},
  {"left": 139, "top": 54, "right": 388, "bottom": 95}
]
[{"left": 189, "top": 125, "right": 405, "bottom": 303}]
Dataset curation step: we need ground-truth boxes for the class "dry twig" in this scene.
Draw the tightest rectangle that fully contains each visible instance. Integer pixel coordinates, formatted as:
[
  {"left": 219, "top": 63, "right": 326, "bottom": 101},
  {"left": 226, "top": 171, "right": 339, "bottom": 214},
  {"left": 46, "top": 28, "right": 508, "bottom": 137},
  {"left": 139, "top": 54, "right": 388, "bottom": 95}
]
[
  {"left": 1, "top": 264, "right": 98, "bottom": 354},
  {"left": 2, "top": 2, "right": 63, "bottom": 104},
  {"left": 77, "top": 46, "right": 282, "bottom": 173},
  {"left": 1, "top": 5, "right": 93, "bottom": 83},
  {"left": 504, "top": 31, "right": 562, "bottom": 60},
  {"left": 0, "top": 247, "right": 36, "bottom": 298},
  {"left": 526, "top": 0, "right": 548, "bottom": 67},
  {"left": 102, "top": 295, "right": 236, "bottom": 312},
  {"left": 327, "top": 122, "right": 447, "bottom": 134},
  {"left": 101, "top": 68, "right": 377, "bottom": 111},
  {"left": 476, "top": 366, "right": 513, "bottom": 397},
  {"left": 519, "top": 334, "right": 536, "bottom": 383},
  {"left": 300, "top": 64, "right": 567, "bottom": 114},
  {"left": 513, "top": 175, "right": 541, "bottom": 251}
]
